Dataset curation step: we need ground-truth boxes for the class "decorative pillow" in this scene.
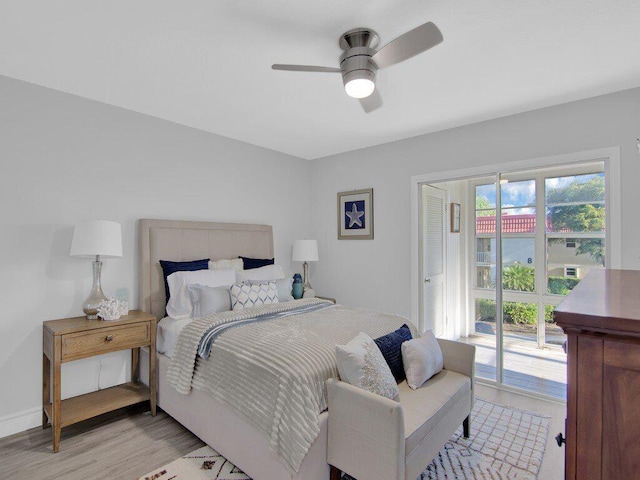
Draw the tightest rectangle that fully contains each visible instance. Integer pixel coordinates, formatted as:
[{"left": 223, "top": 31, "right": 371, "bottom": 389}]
[
  {"left": 250, "top": 277, "right": 293, "bottom": 302},
  {"left": 374, "top": 324, "right": 413, "bottom": 382},
  {"left": 277, "top": 277, "right": 294, "bottom": 302},
  {"left": 236, "top": 264, "right": 285, "bottom": 284},
  {"left": 335, "top": 332, "right": 399, "bottom": 400},
  {"left": 230, "top": 282, "right": 279, "bottom": 310},
  {"left": 401, "top": 330, "right": 444, "bottom": 390},
  {"left": 209, "top": 258, "right": 243, "bottom": 272},
  {"left": 166, "top": 269, "right": 236, "bottom": 319},
  {"left": 159, "top": 259, "right": 209, "bottom": 305},
  {"left": 188, "top": 284, "right": 232, "bottom": 318},
  {"left": 239, "top": 256, "right": 275, "bottom": 270}
]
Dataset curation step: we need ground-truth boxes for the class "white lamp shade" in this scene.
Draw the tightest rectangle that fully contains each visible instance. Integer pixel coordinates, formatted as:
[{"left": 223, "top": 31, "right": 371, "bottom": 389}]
[
  {"left": 70, "top": 220, "right": 123, "bottom": 258},
  {"left": 292, "top": 240, "right": 319, "bottom": 262}
]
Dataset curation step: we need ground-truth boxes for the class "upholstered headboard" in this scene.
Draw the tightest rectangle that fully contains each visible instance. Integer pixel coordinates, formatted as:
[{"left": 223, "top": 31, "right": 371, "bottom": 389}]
[{"left": 139, "top": 219, "right": 274, "bottom": 320}]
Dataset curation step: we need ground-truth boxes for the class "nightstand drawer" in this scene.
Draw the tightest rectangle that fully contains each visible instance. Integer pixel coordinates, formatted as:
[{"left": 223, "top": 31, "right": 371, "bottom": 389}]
[{"left": 61, "top": 323, "right": 150, "bottom": 361}]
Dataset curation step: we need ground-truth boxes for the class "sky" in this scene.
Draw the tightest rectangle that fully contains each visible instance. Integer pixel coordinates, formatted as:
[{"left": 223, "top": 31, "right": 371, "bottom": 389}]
[{"left": 476, "top": 173, "right": 604, "bottom": 211}]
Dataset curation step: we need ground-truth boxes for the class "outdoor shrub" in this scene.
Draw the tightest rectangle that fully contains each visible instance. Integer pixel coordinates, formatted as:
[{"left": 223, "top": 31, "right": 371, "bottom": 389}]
[
  {"left": 503, "top": 302, "right": 537, "bottom": 324},
  {"left": 477, "top": 299, "right": 538, "bottom": 324},
  {"left": 503, "top": 264, "right": 535, "bottom": 292},
  {"left": 477, "top": 299, "right": 496, "bottom": 321},
  {"left": 545, "top": 305, "right": 556, "bottom": 323},
  {"left": 548, "top": 276, "right": 580, "bottom": 295}
]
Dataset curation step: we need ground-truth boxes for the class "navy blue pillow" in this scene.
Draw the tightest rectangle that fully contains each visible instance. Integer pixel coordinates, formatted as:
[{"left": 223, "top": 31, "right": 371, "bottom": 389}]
[
  {"left": 374, "top": 324, "right": 413, "bottom": 382},
  {"left": 159, "top": 258, "right": 209, "bottom": 305},
  {"left": 239, "top": 256, "right": 275, "bottom": 270}
]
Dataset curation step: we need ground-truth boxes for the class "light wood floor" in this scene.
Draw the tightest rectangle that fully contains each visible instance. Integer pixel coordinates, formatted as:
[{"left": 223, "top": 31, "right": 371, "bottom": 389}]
[
  {"left": 0, "top": 387, "right": 565, "bottom": 479},
  {"left": 0, "top": 405, "right": 204, "bottom": 480}
]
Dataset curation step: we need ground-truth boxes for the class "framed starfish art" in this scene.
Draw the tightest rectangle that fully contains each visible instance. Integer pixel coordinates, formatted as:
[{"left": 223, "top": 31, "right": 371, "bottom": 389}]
[{"left": 337, "top": 188, "right": 374, "bottom": 240}]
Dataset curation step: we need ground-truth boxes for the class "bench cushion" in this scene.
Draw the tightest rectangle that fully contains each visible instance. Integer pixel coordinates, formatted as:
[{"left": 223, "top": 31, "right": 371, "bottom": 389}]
[{"left": 399, "top": 369, "right": 471, "bottom": 455}]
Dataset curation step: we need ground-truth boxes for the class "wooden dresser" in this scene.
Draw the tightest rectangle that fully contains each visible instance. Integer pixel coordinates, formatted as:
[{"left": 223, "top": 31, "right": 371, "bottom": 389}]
[{"left": 555, "top": 269, "right": 640, "bottom": 479}]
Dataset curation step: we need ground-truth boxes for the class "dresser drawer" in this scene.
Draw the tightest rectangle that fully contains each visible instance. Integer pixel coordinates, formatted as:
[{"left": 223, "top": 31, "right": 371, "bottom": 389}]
[{"left": 61, "top": 323, "right": 150, "bottom": 361}]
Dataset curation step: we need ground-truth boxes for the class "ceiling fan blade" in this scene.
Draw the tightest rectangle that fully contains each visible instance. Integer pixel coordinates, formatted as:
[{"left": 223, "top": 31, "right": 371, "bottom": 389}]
[
  {"left": 372, "top": 22, "right": 443, "bottom": 69},
  {"left": 272, "top": 64, "right": 341, "bottom": 73},
  {"left": 360, "top": 89, "right": 383, "bottom": 113}
]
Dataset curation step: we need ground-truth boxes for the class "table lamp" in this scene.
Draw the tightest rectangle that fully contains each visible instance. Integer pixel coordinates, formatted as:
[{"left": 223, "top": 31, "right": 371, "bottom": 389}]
[
  {"left": 70, "top": 220, "right": 123, "bottom": 319},
  {"left": 292, "top": 239, "right": 319, "bottom": 291}
]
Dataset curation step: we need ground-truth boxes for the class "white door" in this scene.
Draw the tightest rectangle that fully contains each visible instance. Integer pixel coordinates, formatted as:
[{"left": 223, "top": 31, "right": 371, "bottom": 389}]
[{"left": 421, "top": 184, "right": 447, "bottom": 336}]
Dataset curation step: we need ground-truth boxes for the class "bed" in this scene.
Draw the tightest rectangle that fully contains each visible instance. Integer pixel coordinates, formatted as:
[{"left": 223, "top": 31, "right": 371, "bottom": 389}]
[
  {"left": 137, "top": 219, "right": 409, "bottom": 480},
  {"left": 137, "top": 219, "right": 335, "bottom": 480}
]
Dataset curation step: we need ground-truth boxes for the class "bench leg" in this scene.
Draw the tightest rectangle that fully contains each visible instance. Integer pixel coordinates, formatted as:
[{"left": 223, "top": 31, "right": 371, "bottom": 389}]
[
  {"left": 330, "top": 465, "right": 342, "bottom": 480},
  {"left": 463, "top": 415, "right": 470, "bottom": 438}
]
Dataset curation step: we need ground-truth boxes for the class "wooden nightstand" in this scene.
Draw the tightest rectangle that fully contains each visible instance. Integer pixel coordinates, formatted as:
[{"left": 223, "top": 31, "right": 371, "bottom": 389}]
[{"left": 42, "top": 310, "right": 157, "bottom": 452}]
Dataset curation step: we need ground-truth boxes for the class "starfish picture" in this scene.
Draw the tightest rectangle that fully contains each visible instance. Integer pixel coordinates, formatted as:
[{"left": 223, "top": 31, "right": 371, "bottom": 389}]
[
  {"left": 345, "top": 203, "right": 365, "bottom": 228},
  {"left": 338, "top": 189, "right": 373, "bottom": 240}
]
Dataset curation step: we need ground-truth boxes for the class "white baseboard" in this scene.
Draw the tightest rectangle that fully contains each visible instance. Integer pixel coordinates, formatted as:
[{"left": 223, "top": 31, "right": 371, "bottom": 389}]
[{"left": 0, "top": 407, "right": 42, "bottom": 439}]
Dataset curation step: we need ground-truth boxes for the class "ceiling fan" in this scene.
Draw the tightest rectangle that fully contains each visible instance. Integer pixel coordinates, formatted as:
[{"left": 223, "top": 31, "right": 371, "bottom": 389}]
[{"left": 272, "top": 21, "right": 443, "bottom": 113}]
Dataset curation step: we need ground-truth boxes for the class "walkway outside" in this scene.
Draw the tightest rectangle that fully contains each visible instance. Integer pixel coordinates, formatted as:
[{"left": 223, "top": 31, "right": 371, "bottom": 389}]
[{"left": 459, "top": 331, "right": 567, "bottom": 399}]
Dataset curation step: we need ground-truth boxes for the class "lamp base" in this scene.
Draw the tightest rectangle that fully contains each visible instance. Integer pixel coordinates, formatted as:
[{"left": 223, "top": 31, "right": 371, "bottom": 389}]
[
  {"left": 83, "top": 259, "right": 108, "bottom": 320},
  {"left": 302, "top": 261, "right": 313, "bottom": 292}
]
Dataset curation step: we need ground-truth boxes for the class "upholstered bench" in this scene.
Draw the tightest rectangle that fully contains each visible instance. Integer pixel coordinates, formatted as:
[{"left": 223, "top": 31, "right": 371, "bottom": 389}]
[{"left": 326, "top": 339, "right": 475, "bottom": 480}]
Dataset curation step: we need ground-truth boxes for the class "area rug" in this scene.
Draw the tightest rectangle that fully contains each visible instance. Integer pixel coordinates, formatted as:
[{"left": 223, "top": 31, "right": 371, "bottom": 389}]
[{"left": 138, "top": 398, "right": 549, "bottom": 480}]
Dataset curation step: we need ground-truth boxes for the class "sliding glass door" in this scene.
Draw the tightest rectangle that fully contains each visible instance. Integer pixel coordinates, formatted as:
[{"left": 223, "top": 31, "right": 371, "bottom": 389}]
[{"left": 471, "top": 163, "right": 606, "bottom": 398}]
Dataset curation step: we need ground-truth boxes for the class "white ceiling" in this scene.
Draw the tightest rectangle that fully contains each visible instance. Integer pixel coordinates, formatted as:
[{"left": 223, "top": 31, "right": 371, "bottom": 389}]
[{"left": 2, "top": 1, "right": 640, "bottom": 160}]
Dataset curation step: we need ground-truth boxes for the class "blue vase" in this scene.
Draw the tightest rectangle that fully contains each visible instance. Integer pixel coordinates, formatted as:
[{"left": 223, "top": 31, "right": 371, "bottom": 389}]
[{"left": 292, "top": 283, "right": 304, "bottom": 299}]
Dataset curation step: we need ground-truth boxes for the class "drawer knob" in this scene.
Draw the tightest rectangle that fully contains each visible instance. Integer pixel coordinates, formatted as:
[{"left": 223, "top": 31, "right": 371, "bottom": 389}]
[
  {"left": 105, "top": 335, "right": 114, "bottom": 343},
  {"left": 555, "top": 432, "right": 566, "bottom": 447}
]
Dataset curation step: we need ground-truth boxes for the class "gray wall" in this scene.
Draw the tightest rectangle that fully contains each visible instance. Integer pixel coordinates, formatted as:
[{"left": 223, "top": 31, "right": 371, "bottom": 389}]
[
  {"left": 0, "top": 76, "right": 312, "bottom": 434},
  {"left": 310, "top": 87, "right": 640, "bottom": 317}
]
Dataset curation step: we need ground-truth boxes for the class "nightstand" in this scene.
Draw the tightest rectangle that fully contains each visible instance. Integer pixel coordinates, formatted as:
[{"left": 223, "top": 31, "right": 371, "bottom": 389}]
[
  {"left": 42, "top": 310, "right": 157, "bottom": 452},
  {"left": 317, "top": 296, "right": 337, "bottom": 304}
]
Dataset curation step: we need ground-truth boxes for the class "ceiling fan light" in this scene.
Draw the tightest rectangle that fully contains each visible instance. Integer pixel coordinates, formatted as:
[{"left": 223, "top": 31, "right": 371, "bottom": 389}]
[{"left": 345, "top": 78, "right": 375, "bottom": 99}]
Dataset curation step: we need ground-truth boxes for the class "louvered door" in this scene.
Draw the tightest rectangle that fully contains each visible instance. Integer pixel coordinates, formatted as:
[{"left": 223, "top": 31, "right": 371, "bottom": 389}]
[{"left": 421, "top": 184, "right": 446, "bottom": 336}]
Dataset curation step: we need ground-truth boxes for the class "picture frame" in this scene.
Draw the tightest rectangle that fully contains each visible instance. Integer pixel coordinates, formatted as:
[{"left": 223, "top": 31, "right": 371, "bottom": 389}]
[
  {"left": 451, "top": 202, "right": 461, "bottom": 233},
  {"left": 337, "top": 188, "right": 374, "bottom": 240}
]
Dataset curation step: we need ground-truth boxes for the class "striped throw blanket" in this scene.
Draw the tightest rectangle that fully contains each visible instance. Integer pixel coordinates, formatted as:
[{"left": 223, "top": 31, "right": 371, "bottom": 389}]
[
  {"left": 167, "top": 298, "right": 414, "bottom": 474},
  {"left": 196, "top": 301, "right": 332, "bottom": 359}
]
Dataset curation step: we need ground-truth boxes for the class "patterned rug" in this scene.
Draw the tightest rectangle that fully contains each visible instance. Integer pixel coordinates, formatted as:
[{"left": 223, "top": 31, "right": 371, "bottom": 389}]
[{"left": 138, "top": 398, "right": 549, "bottom": 480}]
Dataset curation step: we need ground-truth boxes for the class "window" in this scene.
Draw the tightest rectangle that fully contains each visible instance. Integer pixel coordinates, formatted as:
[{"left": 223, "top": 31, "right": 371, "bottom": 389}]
[
  {"left": 472, "top": 166, "right": 606, "bottom": 350},
  {"left": 564, "top": 266, "right": 578, "bottom": 278},
  {"left": 545, "top": 172, "right": 605, "bottom": 294},
  {"left": 475, "top": 179, "right": 536, "bottom": 293}
]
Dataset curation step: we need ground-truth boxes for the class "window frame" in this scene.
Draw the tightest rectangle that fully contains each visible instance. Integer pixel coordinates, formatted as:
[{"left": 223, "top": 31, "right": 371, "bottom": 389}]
[{"left": 410, "top": 147, "right": 621, "bottom": 337}]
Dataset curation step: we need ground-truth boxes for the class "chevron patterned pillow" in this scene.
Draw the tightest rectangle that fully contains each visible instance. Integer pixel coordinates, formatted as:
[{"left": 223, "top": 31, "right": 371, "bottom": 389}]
[{"left": 230, "top": 282, "right": 279, "bottom": 310}]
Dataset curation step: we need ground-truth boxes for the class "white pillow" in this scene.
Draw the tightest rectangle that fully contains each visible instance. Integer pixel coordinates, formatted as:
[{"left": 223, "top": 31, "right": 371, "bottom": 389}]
[
  {"left": 230, "top": 282, "right": 279, "bottom": 310},
  {"left": 249, "top": 277, "right": 293, "bottom": 302},
  {"left": 167, "top": 269, "right": 236, "bottom": 319},
  {"left": 236, "top": 264, "right": 285, "bottom": 283},
  {"left": 188, "top": 284, "right": 232, "bottom": 318},
  {"left": 401, "top": 330, "right": 444, "bottom": 390},
  {"left": 335, "top": 332, "right": 399, "bottom": 400},
  {"left": 209, "top": 258, "right": 243, "bottom": 272}
]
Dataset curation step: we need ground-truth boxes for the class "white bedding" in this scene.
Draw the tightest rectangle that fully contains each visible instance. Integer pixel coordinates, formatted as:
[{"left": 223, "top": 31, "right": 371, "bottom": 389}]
[
  {"left": 167, "top": 299, "right": 414, "bottom": 473},
  {"left": 156, "top": 316, "right": 190, "bottom": 358}
]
